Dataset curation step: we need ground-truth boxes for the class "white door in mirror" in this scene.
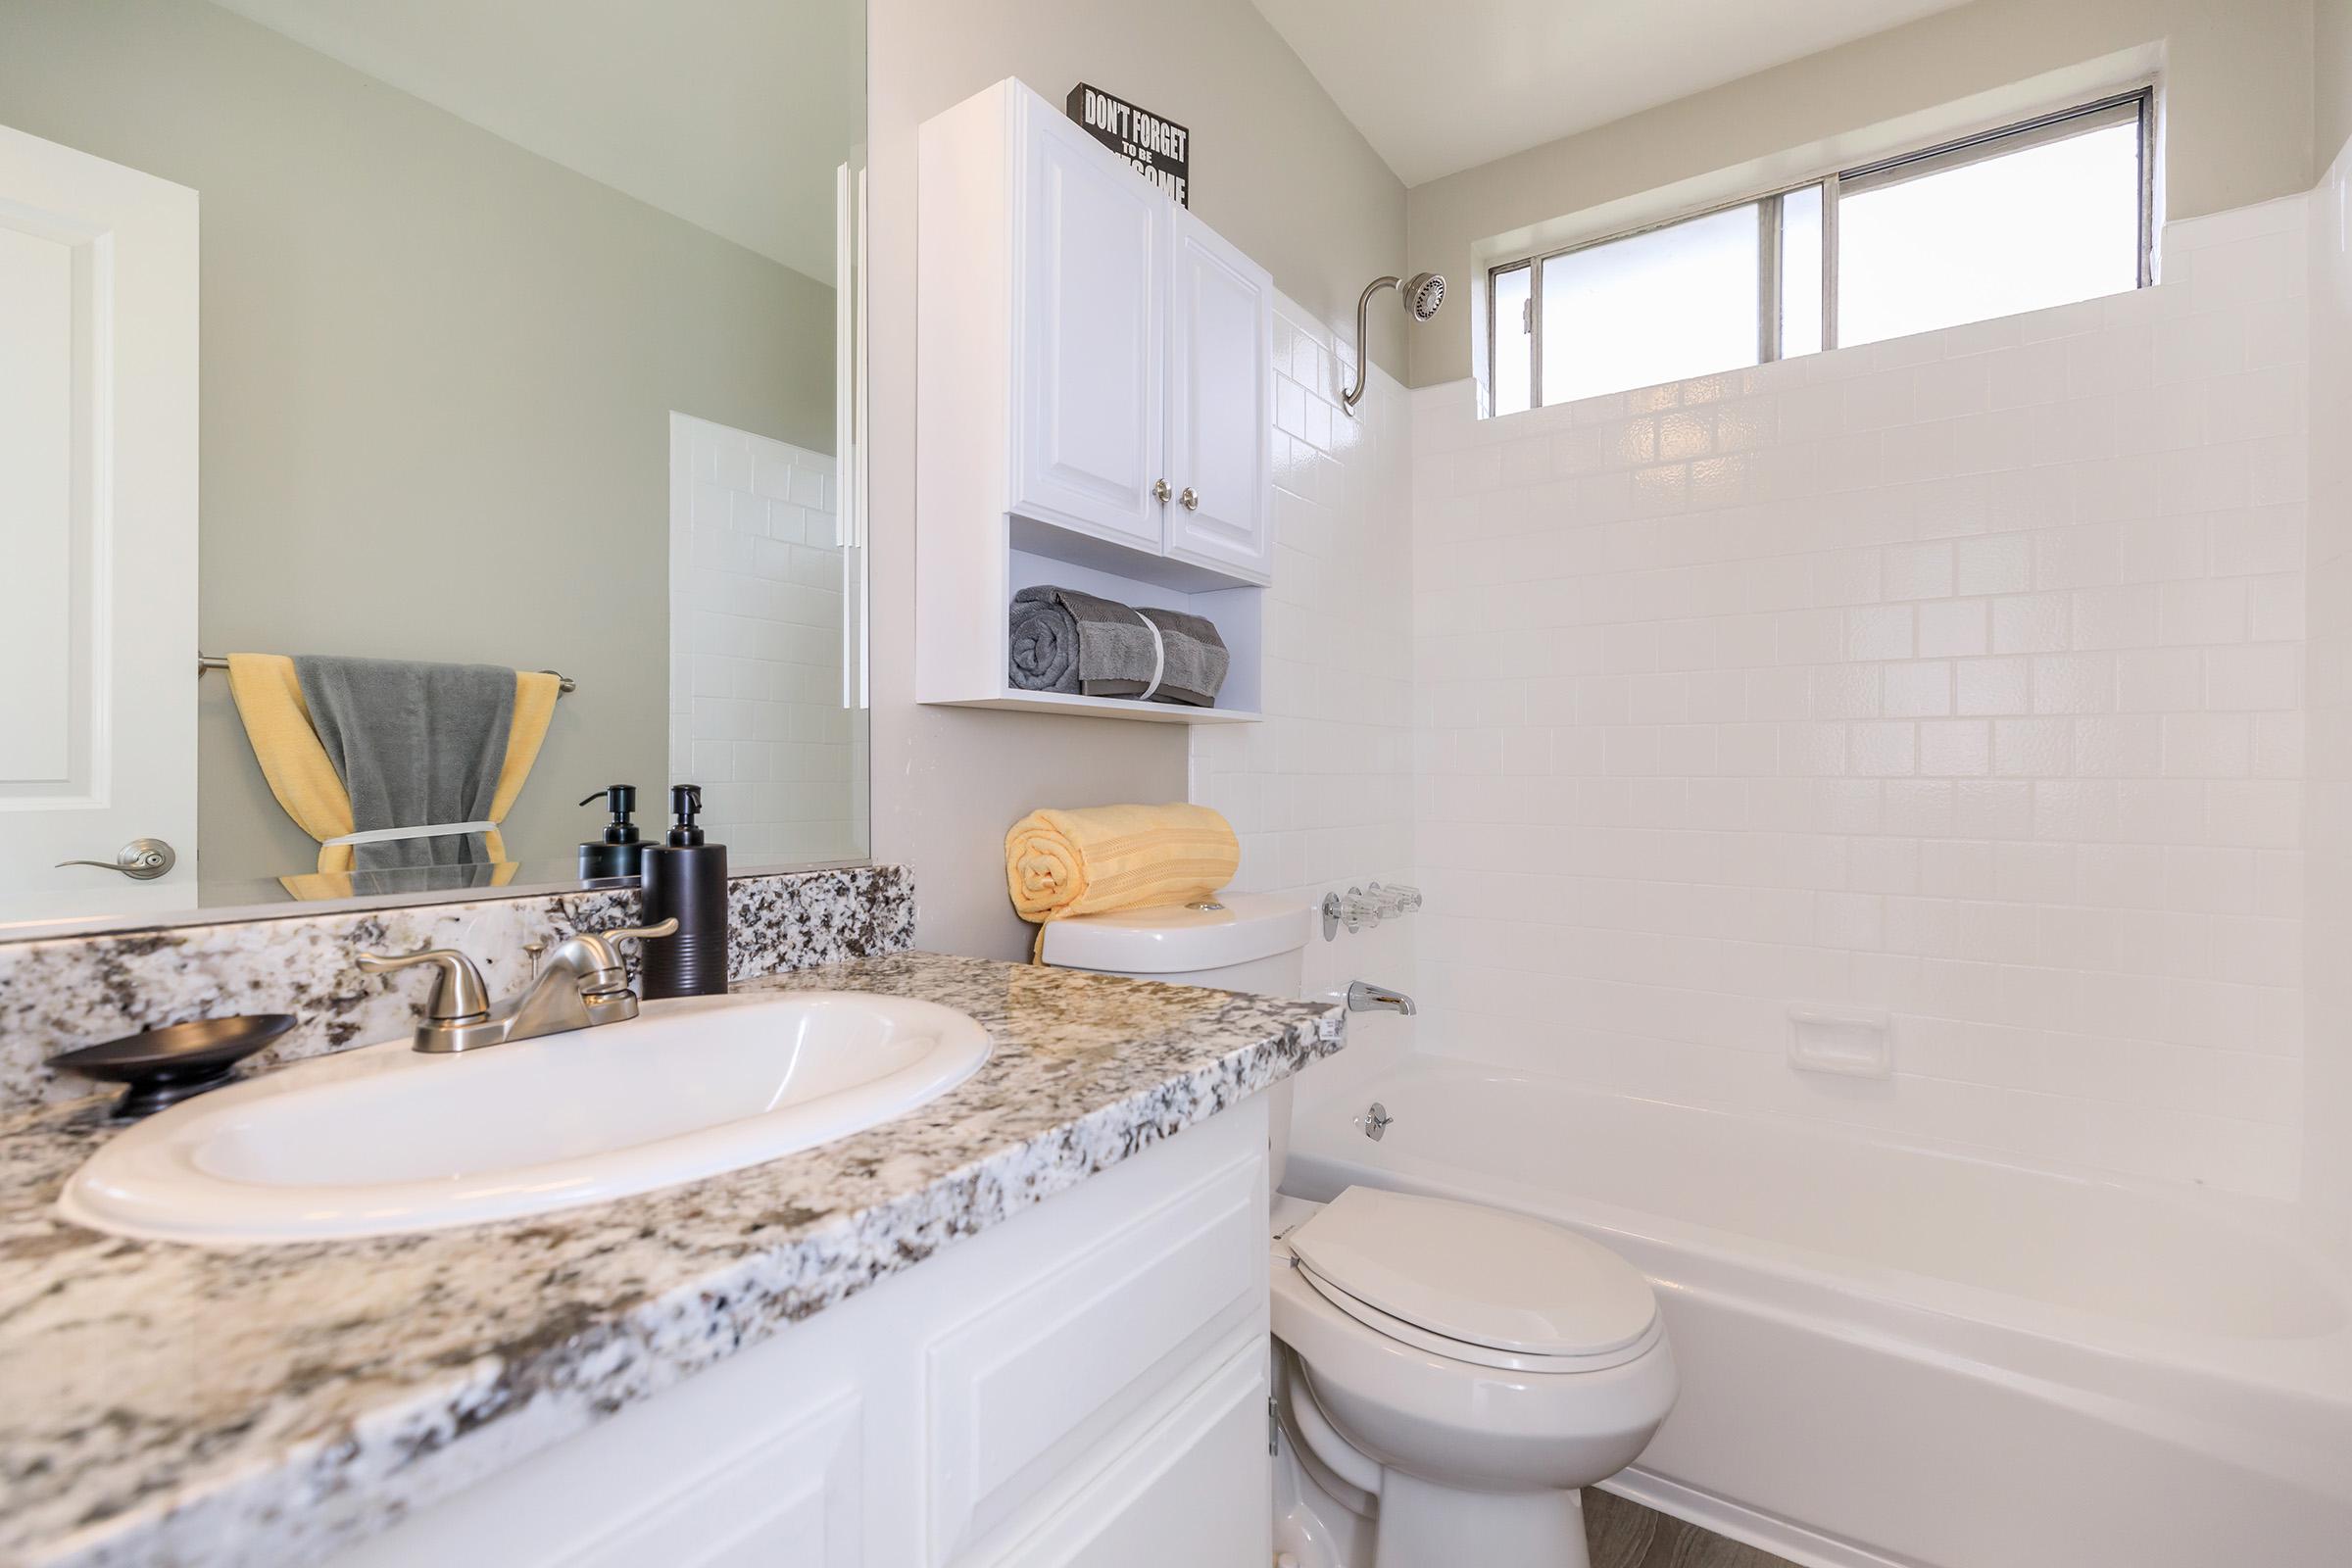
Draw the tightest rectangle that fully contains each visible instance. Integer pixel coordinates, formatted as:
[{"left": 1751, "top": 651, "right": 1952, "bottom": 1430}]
[
  {"left": 58, "top": 993, "right": 991, "bottom": 1245},
  {"left": 0, "top": 123, "right": 198, "bottom": 923}
]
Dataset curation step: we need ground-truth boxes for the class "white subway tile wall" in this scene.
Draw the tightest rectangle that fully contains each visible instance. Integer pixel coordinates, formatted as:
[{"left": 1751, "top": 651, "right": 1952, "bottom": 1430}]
[
  {"left": 1191, "top": 299, "right": 1418, "bottom": 1087},
  {"left": 2305, "top": 135, "right": 2352, "bottom": 1243},
  {"left": 1412, "top": 197, "right": 2312, "bottom": 1196},
  {"left": 667, "top": 414, "right": 861, "bottom": 865}
]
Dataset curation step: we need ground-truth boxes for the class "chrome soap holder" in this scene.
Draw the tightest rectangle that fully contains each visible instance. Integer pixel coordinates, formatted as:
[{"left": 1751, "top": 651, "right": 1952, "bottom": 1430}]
[{"left": 1321, "top": 881, "right": 1423, "bottom": 941}]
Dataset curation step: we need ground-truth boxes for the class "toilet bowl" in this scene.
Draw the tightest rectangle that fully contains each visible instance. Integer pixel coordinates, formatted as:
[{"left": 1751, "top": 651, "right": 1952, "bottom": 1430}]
[
  {"left": 1040, "top": 897, "right": 1676, "bottom": 1566},
  {"left": 1270, "top": 1187, "right": 1676, "bottom": 1568}
]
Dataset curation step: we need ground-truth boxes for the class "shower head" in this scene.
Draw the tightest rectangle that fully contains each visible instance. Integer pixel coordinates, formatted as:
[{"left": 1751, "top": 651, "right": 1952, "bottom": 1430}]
[
  {"left": 1343, "top": 270, "right": 1447, "bottom": 413},
  {"left": 1400, "top": 271, "right": 1446, "bottom": 321}
]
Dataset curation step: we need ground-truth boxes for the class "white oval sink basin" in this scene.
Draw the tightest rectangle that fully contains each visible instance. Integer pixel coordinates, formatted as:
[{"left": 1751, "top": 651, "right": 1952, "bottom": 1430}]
[{"left": 58, "top": 991, "right": 991, "bottom": 1246}]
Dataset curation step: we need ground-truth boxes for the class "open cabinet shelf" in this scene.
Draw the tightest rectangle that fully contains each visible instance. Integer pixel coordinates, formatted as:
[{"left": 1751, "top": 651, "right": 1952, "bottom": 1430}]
[{"left": 928, "top": 689, "right": 1264, "bottom": 723}]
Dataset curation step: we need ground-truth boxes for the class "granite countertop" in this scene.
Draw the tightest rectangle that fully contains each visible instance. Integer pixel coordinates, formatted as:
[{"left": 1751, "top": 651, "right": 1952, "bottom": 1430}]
[{"left": 0, "top": 953, "right": 1345, "bottom": 1568}]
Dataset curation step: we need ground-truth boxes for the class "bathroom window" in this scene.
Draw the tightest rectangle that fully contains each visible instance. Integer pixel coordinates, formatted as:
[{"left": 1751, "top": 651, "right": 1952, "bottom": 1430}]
[{"left": 1488, "top": 89, "right": 2151, "bottom": 416}]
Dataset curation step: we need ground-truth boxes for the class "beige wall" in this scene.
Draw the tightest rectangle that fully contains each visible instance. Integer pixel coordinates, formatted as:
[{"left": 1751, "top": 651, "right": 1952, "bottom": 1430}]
[
  {"left": 2324, "top": 0, "right": 2352, "bottom": 171},
  {"left": 864, "top": 0, "right": 1407, "bottom": 959},
  {"left": 1406, "top": 0, "right": 2321, "bottom": 387},
  {"left": 0, "top": 0, "right": 836, "bottom": 886}
]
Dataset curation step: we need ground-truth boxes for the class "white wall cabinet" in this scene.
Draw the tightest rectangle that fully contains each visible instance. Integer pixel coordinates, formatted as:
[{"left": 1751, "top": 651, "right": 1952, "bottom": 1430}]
[
  {"left": 918, "top": 77, "right": 1273, "bottom": 723},
  {"left": 1163, "top": 211, "right": 1274, "bottom": 582},
  {"left": 1007, "top": 105, "right": 1168, "bottom": 554},
  {"left": 329, "top": 1099, "right": 1273, "bottom": 1568}
]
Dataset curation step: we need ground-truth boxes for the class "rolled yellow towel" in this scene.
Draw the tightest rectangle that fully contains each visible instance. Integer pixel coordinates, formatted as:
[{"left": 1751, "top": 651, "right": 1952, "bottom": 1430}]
[{"left": 1005, "top": 804, "right": 1240, "bottom": 954}]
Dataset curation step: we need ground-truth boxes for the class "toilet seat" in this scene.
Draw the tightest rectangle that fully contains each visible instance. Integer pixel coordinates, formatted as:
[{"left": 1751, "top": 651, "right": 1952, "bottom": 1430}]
[
  {"left": 1289, "top": 1257, "right": 1666, "bottom": 1373},
  {"left": 1285, "top": 1186, "right": 1660, "bottom": 1374}
]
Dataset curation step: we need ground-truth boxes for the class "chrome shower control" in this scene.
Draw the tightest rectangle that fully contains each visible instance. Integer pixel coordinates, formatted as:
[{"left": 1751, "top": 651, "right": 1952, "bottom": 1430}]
[{"left": 1357, "top": 1102, "right": 1393, "bottom": 1142}]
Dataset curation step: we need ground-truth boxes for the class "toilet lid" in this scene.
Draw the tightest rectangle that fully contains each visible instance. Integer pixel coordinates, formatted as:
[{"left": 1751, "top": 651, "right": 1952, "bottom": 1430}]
[{"left": 1287, "top": 1187, "right": 1657, "bottom": 1359}]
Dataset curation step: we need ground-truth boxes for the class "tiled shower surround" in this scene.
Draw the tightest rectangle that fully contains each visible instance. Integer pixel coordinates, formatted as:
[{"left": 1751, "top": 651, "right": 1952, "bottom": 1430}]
[
  {"left": 2306, "top": 133, "right": 2352, "bottom": 1247},
  {"left": 1191, "top": 294, "right": 1418, "bottom": 1091},
  {"left": 1407, "top": 198, "right": 2316, "bottom": 1196},
  {"left": 668, "top": 414, "right": 863, "bottom": 865}
]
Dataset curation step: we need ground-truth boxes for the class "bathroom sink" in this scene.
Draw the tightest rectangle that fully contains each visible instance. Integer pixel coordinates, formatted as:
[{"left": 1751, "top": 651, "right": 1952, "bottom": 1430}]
[{"left": 58, "top": 992, "right": 992, "bottom": 1245}]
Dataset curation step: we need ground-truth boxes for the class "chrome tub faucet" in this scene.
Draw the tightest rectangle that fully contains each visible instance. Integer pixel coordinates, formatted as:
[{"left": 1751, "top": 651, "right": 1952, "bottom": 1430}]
[{"left": 1347, "top": 979, "right": 1417, "bottom": 1016}]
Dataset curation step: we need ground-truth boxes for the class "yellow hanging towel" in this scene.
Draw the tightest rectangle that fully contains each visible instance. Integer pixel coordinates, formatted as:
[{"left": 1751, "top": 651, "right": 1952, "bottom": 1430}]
[
  {"left": 224, "top": 653, "right": 559, "bottom": 887},
  {"left": 1005, "top": 803, "right": 1240, "bottom": 960}
]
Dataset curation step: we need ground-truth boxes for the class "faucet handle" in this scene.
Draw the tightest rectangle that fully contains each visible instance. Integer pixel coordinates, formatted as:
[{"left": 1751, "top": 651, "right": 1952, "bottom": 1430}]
[
  {"left": 586, "top": 918, "right": 681, "bottom": 946},
  {"left": 356, "top": 948, "right": 491, "bottom": 1023},
  {"left": 553, "top": 917, "right": 680, "bottom": 993}
]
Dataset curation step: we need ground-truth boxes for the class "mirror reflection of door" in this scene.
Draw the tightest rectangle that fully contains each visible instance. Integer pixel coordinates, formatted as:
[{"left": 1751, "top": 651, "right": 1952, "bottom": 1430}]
[{"left": 0, "top": 124, "right": 198, "bottom": 922}]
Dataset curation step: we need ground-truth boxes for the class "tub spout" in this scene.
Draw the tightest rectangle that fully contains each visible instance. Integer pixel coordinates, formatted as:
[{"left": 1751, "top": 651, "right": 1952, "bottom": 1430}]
[{"left": 1347, "top": 980, "right": 1417, "bottom": 1016}]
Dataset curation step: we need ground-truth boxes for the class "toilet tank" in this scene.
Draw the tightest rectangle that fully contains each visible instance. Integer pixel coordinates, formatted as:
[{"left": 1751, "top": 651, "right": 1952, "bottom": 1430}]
[
  {"left": 1038, "top": 894, "right": 1312, "bottom": 997},
  {"left": 1040, "top": 894, "right": 1314, "bottom": 1195}
]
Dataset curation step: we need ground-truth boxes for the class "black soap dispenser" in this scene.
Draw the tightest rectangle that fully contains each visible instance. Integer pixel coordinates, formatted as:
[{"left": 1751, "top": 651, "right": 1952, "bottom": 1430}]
[
  {"left": 639, "top": 785, "right": 728, "bottom": 999},
  {"left": 576, "top": 785, "right": 648, "bottom": 881}
]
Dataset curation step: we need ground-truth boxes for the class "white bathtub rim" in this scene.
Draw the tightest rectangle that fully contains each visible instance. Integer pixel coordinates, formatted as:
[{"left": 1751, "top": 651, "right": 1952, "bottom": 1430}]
[
  {"left": 1298, "top": 1055, "right": 2338, "bottom": 1260},
  {"left": 1286, "top": 1064, "right": 2352, "bottom": 1408},
  {"left": 1287, "top": 1136, "right": 2352, "bottom": 1469}
]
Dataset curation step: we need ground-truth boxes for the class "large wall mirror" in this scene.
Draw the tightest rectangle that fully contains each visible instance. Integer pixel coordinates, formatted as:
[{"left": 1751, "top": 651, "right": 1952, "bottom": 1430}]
[{"left": 0, "top": 0, "right": 868, "bottom": 930}]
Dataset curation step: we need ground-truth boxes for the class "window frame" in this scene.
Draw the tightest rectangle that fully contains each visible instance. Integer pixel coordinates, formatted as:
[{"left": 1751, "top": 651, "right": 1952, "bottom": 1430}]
[{"left": 1487, "top": 87, "right": 2155, "bottom": 415}]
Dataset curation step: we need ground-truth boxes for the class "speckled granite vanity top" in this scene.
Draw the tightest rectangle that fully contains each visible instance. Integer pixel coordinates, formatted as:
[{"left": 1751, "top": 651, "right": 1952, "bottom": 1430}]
[{"left": 0, "top": 953, "right": 1344, "bottom": 1568}]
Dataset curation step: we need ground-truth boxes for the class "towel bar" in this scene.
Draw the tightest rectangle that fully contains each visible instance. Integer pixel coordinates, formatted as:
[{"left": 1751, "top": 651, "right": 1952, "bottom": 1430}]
[{"left": 196, "top": 654, "right": 575, "bottom": 694}]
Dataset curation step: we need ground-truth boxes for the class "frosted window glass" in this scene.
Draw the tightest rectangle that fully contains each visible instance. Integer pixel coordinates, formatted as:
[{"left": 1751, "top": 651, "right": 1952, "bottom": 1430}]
[
  {"left": 1492, "top": 264, "right": 1532, "bottom": 416},
  {"left": 1780, "top": 184, "right": 1824, "bottom": 359},
  {"left": 1838, "top": 121, "right": 2140, "bottom": 348},
  {"left": 1540, "top": 204, "right": 1760, "bottom": 405}
]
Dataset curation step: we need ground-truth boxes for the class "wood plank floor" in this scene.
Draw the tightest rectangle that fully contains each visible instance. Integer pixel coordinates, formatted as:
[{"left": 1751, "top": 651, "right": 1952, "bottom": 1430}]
[{"left": 1586, "top": 1490, "right": 1805, "bottom": 1568}]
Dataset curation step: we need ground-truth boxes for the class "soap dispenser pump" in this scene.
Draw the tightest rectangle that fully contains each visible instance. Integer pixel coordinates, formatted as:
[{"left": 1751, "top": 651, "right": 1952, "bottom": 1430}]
[
  {"left": 638, "top": 784, "right": 729, "bottom": 999},
  {"left": 576, "top": 785, "right": 648, "bottom": 881}
]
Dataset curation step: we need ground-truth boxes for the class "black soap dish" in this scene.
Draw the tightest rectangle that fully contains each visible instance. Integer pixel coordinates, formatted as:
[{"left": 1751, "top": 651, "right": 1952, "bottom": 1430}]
[{"left": 48, "top": 1014, "right": 297, "bottom": 1119}]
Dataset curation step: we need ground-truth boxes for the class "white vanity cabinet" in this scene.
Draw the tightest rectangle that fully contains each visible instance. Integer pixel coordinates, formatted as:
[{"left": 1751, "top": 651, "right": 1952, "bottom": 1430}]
[
  {"left": 329, "top": 1099, "right": 1273, "bottom": 1568},
  {"left": 917, "top": 77, "right": 1273, "bottom": 723}
]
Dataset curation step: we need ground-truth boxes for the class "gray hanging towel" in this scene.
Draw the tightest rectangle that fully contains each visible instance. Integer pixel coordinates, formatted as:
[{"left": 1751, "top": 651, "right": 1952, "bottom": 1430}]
[{"left": 293, "top": 655, "right": 515, "bottom": 871}]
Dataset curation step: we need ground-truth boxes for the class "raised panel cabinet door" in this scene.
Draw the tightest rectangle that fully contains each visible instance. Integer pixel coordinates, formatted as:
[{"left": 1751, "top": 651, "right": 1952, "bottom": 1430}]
[
  {"left": 973, "top": 1341, "right": 1271, "bottom": 1568},
  {"left": 1163, "top": 208, "right": 1273, "bottom": 583},
  {"left": 1008, "top": 100, "right": 1165, "bottom": 551},
  {"left": 0, "top": 123, "right": 197, "bottom": 922}
]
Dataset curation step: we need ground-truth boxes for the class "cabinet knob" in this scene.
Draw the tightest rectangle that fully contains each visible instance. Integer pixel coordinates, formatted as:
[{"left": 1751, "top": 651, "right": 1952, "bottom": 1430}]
[
  {"left": 1152, "top": 478, "right": 1172, "bottom": 503},
  {"left": 1179, "top": 487, "right": 1200, "bottom": 512}
]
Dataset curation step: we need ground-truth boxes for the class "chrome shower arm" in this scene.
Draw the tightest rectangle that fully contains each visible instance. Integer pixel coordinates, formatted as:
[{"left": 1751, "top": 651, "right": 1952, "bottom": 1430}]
[{"left": 1343, "top": 276, "right": 1399, "bottom": 414}]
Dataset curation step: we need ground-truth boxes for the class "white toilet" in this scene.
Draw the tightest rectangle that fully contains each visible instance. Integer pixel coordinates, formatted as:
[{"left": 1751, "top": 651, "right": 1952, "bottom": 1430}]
[{"left": 1042, "top": 896, "right": 1678, "bottom": 1568}]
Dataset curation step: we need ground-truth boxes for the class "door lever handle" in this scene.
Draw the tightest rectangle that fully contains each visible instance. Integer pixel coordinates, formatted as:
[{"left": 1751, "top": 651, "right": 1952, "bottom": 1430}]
[{"left": 55, "top": 838, "right": 176, "bottom": 880}]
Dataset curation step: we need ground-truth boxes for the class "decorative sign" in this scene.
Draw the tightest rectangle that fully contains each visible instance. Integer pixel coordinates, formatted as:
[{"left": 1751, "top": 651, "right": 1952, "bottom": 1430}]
[{"left": 1065, "top": 83, "right": 1190, "bottom": 208}]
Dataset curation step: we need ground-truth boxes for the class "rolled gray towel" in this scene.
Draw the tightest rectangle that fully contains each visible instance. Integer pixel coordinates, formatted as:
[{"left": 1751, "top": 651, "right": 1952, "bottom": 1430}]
[
  {"left": 1091, "top": 606, "right": 1230, "bottom": 708},
  {"left": 1007, "top": 585, "right": 1095, "bottom": 693},
  {"left": 1007, "top": 585, "right": 1230, "bottom": 707}
]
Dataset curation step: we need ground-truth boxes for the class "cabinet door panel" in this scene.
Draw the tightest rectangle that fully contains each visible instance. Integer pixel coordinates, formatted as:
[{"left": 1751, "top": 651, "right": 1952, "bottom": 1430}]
[
  {"left": 1010, "top": 106, "right": 1165, "bottom": 550},
  {"left": 1164, "top": 210, "right": 1273, "bottom": 582},
  {"left": 974, "top": 1341, "right": 1270, "bottom": 1568},
  {"left": 328, "top": 1383, "right": 863, "bottom": 1568},
  {"left": 925, "top": 1147, "right": 1262, "bottom": 1562}
]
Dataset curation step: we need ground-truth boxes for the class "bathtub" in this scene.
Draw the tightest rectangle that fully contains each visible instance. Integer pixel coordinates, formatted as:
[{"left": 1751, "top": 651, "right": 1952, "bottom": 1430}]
[{"left": 1281, "top": 1059, "right": 2352, "bottom": 1568}]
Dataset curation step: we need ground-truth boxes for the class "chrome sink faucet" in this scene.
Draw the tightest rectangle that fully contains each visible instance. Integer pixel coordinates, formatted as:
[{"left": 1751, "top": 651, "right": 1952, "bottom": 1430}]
[
  {"left": 357, "top": 918, "right": 679, "bottom": 1054},
  {"left": 1347, "top": 979, "right": 1417, "bottom": 1015}
]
